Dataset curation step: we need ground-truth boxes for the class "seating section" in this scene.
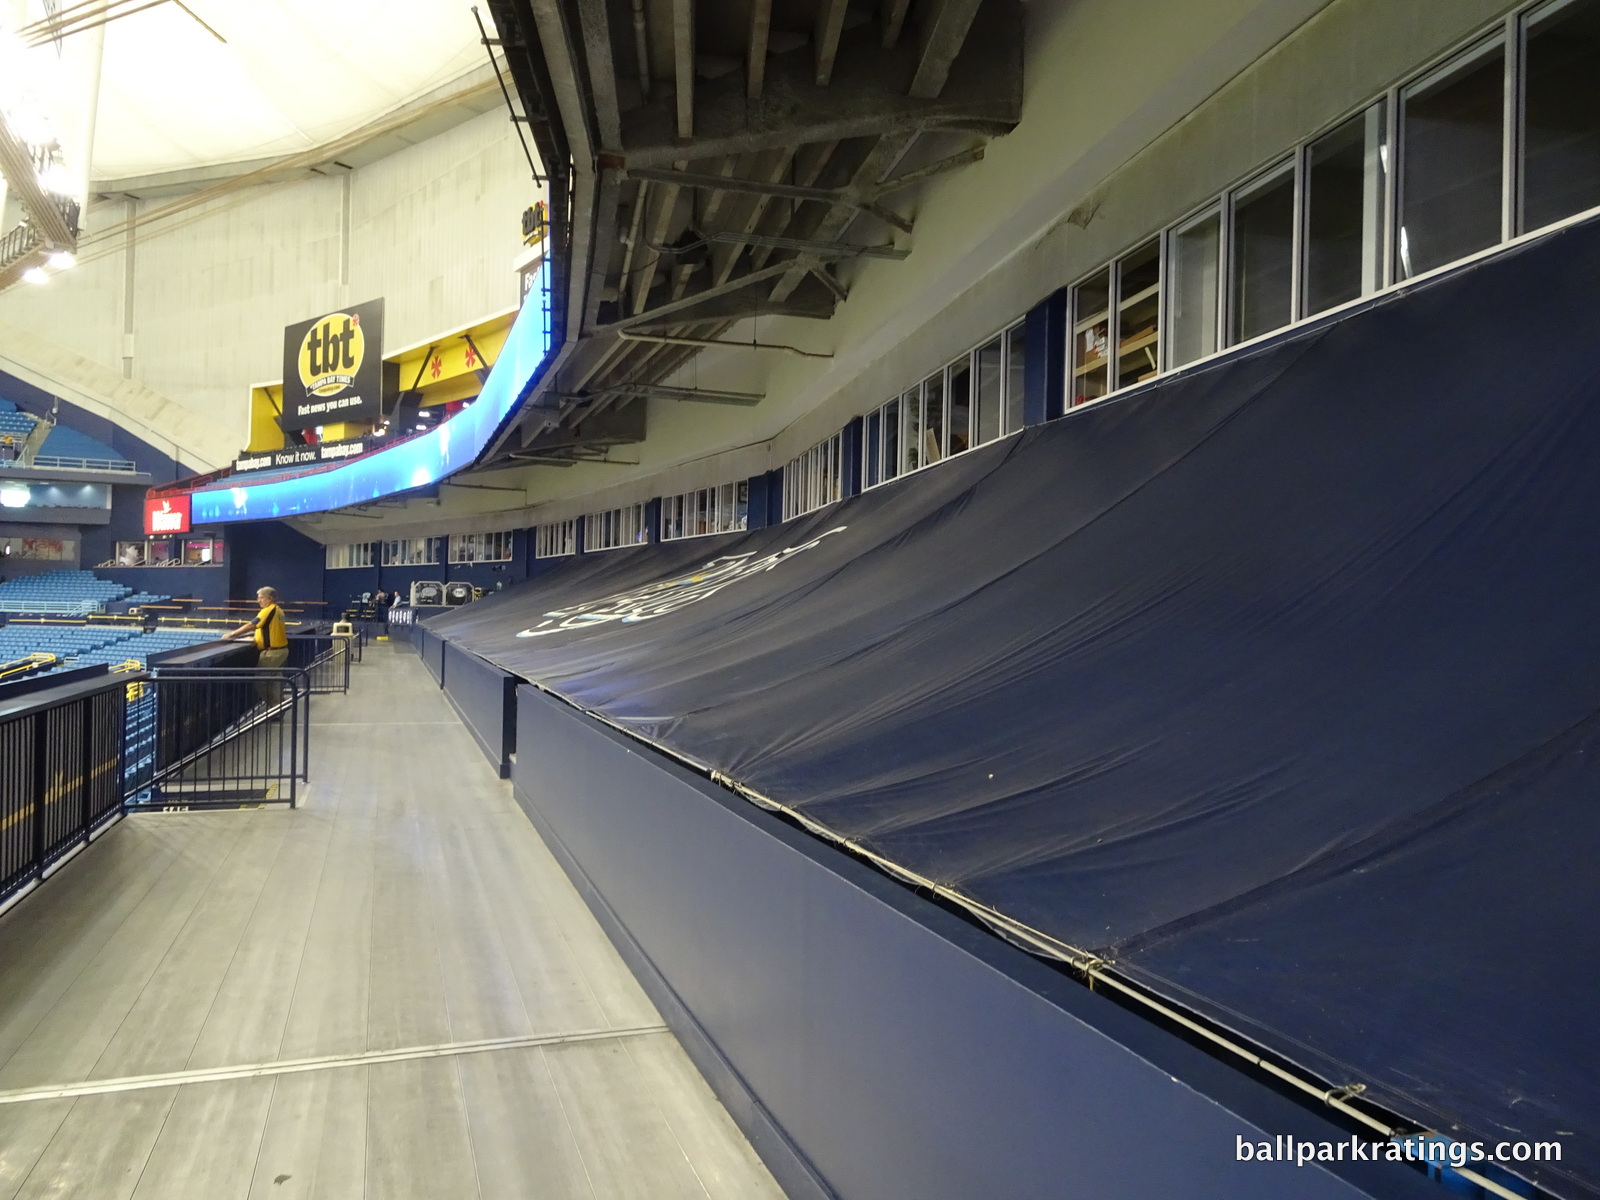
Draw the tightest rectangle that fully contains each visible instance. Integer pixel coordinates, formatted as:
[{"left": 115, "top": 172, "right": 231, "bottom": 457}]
[
  {"left": 39, "top": 423, "right": 123, "bottom": 465},
  {"left": 122, "top": 592, "right": 173, "bottom": 607},
  {"left": 0, "top": 570, "right": 135, "bottom": 614},
  {"left": 0, "top": 400, "right": 128, "bottom": 468},
  {"left": 0, "top": 622, "right": 219, "bottom": 673}
]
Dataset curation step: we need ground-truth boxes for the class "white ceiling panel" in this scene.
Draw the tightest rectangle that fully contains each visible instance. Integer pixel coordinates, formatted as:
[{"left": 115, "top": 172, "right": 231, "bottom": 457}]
[{"left": 90, "top": 0, "right": 487, "bottom": 180}]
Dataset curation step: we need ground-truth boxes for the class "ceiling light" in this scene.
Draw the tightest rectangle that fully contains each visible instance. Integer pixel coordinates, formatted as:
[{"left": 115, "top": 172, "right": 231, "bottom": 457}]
[
  {"left": 46, "top": 251, "right": 74, "bottom": 270},
  {"left": 21, "top": 267, "right": 48, "bottom": 285},
  {"left": 0, "top": 485, "right": 31, "bottom": 509},
  {"left": 36, "top": 164, "right": 74, "bottom": 195}
]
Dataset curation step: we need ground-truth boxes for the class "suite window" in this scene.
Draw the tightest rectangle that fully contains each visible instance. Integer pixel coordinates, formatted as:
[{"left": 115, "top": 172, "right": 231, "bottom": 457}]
[
  {"left": 881, "top": 396, "right": 901, "bottom": 482},
  {"left": 1070, "top": 267, "right": 1110, "bottom": 406},
  {"left": 973, "top": 337, "right": 1003, "bottom": 446},
  {"left": 865, "top": 411, "right": 881, "bottom": 487},
  {"left": 948, "top": 357, "right": 972, "bottom": 456},
  {"left": 1230, "top": 162, "right": 1297, "bottom": 344},
  {"left": 534, "top": 520, "right": 577, "bottom": 558},
  {"left": 662, "top": 483, "right": 747, "bottom": 540},
  {"left": 382, "top": 537, "right": 438, "bottom": 566},
  {"left": 1522, "top": 0, "right": 1600, "bottom": 232},
  {"left": 1397, "top": 37, "right": 1507, "bottom": 279},
  {"left": 326, "top": 542, "right": 377, "bottom": 569},
  {"left": 921, "top": 372, "right": 945, "bottom": 464},
  {"left": 900, "top": 388, "right": 921, "bottom": 474},
  {"left": 583, "top": 506, "right": 646, "bottom": 550},
  {"left": 449, "top": 531, "right": 514, "bottom": 563},
  {"left": 1168, "top": 207, "right": 1222, "bottom": 368},
  {"left": 1305, "top": 102, "right": 1389, "bottom": 315},
  {"left": 1004, "top": 321, "right": 1026, "bottom": 434},
  {"left": 1116, "top": 239, "right": 1161, "bottom": 389}
]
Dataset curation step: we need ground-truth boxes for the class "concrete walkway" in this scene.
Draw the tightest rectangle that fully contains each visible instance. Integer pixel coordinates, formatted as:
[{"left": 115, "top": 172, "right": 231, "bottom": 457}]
[{"left": 0, "top": 642, "right": 783, "bottom": 1200}]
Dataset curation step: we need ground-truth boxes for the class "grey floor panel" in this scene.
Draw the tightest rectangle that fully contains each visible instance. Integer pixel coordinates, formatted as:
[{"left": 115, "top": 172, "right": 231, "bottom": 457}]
[
  {"left": 129, "top": 1078, "right": 276, "bottom": 1200},
  {"left": 12, "top": 1088, "right": 178, "bottom": 1200},
  {"left": 246, "top": 1068, "right": 367, "bottom": 1200},
  {"left": 0, "top": 644, "right": 783, "bottom": 1199},
  {"left": 364, "top": 1057, "right": 481, "bottom": 1200}
]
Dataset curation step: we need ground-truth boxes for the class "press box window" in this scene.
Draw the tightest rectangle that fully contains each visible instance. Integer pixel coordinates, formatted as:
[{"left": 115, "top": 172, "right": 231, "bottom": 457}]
[
  {"left": 662, "top": 482, "right": 748, "bottom": 540},
  {"left": 582, "top": 505, "right": 647, "bottom": 551},
  {"left": 1230, "top": 162, "right": 1297, "bottom": 344},
  {"left": 382, "top": 537, "right": 438, "bottom": 566},
  {"left": 1521, "top": 0, "right": 1600, "bottom": 232},
  {"left": 448, "top": 531, "right": 514, "bottom": 563},
  {"left": 1116, "top": 239, "right": 1161, "bottom": 389},
  {"left": 325, "top": 542, "right": 377, "bottom": 569},
  {"left": 1304, "top": 102, "right": 1389, "bottom": 315},
  {"left": 1168, "top": 207, "right": 1222, "bottom": 369},
  {"left": 534, "top": 520, "right": 577, "bottom": 559},
  {"left": 1397, "top": 36, "right": 1507, "bottom": 279}
]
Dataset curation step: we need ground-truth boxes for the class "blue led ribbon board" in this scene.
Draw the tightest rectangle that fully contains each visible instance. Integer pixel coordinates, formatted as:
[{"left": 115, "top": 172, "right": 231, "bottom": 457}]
[{"left": 192, "top": 262, "right": 552, "bottom": 523}]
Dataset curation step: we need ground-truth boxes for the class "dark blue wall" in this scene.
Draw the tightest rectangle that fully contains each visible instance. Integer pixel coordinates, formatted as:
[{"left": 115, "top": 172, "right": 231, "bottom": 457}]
[
  {"left": 511, "top": 686, "right": 1446, "bottom": 1200},
  {"left": 226, "top": 521, "right": 326, "bottom": 617},
  {"left": 442, "top": 642, "right": 518, "bottom": 776},
  {"left": 97, "top": 565, "right": 231, "bottom": 606}
]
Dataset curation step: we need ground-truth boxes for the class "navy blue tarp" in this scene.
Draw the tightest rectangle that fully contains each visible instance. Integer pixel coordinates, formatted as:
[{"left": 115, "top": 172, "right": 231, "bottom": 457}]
[{"left": 430, "top": 218, "right": 1600, "bottom": 1197}]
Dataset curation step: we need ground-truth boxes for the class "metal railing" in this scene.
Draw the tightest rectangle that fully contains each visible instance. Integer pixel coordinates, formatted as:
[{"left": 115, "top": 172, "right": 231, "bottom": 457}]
[
  {"left": 286, "top": 633, "right": 358, "bottom": 694},
  {"left": 124, "top": 668, "right": 309, "bottom": 810},
  {"left": 0, "top": 672, "right": 127, "bottom": 906},
  {"left": 11, "top": 454, "right": 141, "bottom": 474}
]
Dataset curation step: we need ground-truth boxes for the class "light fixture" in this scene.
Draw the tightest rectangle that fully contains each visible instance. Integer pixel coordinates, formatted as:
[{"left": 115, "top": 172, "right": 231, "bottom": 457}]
[
  {"left": 46, "top": 250, "right": 74, "bottom": 270},
  {"left": 0, "top": 484, "right": 31, "bottom": 509},
  {"left": 36, "top": 164, "right": 74, "bottom": 195},
  {"left": 21, "top": 267, "right": 48, "bottom": 285}
]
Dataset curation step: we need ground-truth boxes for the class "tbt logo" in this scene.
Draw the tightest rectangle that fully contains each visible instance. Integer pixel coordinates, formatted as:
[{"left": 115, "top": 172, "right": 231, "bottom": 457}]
[{"left": 298, "top": 312, "right": 365, "bottom": 397}]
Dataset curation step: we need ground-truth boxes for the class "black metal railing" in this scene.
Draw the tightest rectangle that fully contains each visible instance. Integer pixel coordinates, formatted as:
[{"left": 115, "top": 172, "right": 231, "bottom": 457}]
[
  {"left": 286, "top": 634, "right": 356, "bottom": 693},
  {"left": 125, "top": 669, "right": 308, "bottom": 810},
  {"left": 0, "top": 671, "right": 128, "bottom": 905}
]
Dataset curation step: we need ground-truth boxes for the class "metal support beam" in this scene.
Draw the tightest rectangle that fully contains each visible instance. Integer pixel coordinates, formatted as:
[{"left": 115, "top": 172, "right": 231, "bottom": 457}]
[
  {"left": 607, "top": 383, "right": 764, "bottom": 406},
  {"left": 747, "top": 0, "right": 772, "bottom": 98},
  {"left": 881, "top": 0, "right": 912, "bottom": 48},
  {"left": 909, "top": 0, "right": 985, "bottom": 99},
  {"left": 710, "top": 231, "right": 908, "bottom": 259},
  {"left": 610, "top": 257, "right": 796, "bottom": 329},
  {"left": 814, "top": 0, "right": 849, "bottom": 85},
  {"left": 617, "top": 330, "right": 832, "bottom": 358},
  {"left": 672, "top": 0, "right": 694, "bottom": 139}
]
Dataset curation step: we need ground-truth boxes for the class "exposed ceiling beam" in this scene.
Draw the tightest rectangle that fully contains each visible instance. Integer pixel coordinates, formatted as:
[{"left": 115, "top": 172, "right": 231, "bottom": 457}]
[
  {"left": 629, "top": 0, "right": 652, "bottom": 100},
  {"left": 0, "top": 111, "right": 76, "bottom": 251},
  {"left": 747, "top": 0, "right": 772, "bottom": 99},
  {"left": 709, "top": 148, "right": 795, "bottom": 284},
  {"left": 710, "top": 231, "right": 908, "bottom": 259},
  {"left": 881, "top": 0, "right": 912, "bottom": 48},
  {"left": 606, "top": 383, "right": 764, "bottom": 406},
  {"left": 611, "top": 258, "right": 797, "bottom": 328},
  {"left": 628, "top": 166, "right": 837, "bottom": 204},
  {"left": 770, "top": 131, "right": 915, "bottom": 303},
  {"left": 672, "top": 0, "right": 694, "bottom": 139},
  {"left": 814, "top": 0, "right": 850, "bottom": 85},
  {"left": 909, "top": 0, "right": 986, "bottom": 99},
  {"left": 574, "top": 0, "right": 623, "bottom": 150},
  {"left": 616, "top": 22, "right": 1021, "bottom": 165},
  {"left": 631, "top": 176, "right": 681, "bottom": 314}
]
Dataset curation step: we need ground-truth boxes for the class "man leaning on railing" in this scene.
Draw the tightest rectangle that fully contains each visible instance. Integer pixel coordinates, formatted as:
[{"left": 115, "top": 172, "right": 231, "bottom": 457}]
[{"left": 224, "top": 586, "right": 290, "bottom": 708}]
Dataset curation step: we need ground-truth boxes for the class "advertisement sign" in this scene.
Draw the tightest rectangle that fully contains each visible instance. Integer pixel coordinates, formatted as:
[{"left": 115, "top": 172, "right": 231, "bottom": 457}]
[
  {"left": 144, "top": 493, "right": 191, "bottom": 535},
  {"left": 233, "top": 435, "right": 380, "bottom": 474},
  {"left": 280, "top": 299, "right": 385, "bottom": 431},
  {"left": 190, "top": 261, "right": 551, "bottom": 524}
]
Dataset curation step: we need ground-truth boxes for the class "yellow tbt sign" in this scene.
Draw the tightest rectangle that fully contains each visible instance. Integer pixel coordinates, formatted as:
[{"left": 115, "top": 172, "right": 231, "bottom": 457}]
[{"left": 298, "top": 312, "right": 366, "bottom": 397}]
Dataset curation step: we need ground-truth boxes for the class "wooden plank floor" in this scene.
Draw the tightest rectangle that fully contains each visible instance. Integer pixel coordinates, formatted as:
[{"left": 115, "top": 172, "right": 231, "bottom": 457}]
[{"left": 0, "top": 642, "right": 785, "bottom": 1200}]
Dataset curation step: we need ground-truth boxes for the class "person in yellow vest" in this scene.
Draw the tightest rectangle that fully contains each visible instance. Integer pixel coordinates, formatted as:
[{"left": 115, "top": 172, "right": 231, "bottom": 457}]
[{"left": 226, "top": 586, "right": 290, "bottom": 706}]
